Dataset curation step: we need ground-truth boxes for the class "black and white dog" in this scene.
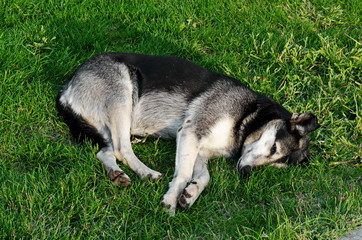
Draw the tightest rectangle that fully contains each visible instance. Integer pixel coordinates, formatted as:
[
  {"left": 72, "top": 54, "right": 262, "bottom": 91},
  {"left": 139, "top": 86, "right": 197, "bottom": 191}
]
[{"left": 56, "top": 52, "right": 319, "bottom": 215}]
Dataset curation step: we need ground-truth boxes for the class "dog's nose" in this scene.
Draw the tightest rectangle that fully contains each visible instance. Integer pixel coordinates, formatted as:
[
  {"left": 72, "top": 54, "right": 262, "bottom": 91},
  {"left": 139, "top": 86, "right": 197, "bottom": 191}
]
[{"left": 238, "top": 165, "right": 252, "bottom": 177}]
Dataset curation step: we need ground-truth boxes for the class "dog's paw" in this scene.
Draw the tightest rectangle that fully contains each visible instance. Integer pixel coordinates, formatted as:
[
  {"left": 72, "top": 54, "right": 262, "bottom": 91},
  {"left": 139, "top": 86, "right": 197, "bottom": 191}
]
[
  {"left": 161, "top": 194, "right": 177, "bottom": 216},
  {"left": 178, "top": 189, "right": 192, "bottom": 208},
  {"left": 161, "top": 200, "right": 176, "bottom": 216},
  {"left": 148, "top": 170, "right": 163, "bottom": 180},
  {"left": 108, "top": 170, "right": 131, "bottom": 187},
  {"left": 140, "top": 169, "right": 163, "bottom": 180}
]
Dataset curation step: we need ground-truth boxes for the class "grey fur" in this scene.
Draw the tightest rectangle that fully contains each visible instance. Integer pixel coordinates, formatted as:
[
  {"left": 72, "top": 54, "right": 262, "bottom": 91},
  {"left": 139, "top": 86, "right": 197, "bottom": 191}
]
[{"left": 131, "top": 91, "right": 188, "bottom": 138}]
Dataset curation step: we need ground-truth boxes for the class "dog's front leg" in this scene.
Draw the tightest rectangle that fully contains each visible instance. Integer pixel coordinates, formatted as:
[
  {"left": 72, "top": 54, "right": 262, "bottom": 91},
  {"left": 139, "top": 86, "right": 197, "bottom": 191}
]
[
  {"left": 162, "top": 124, "right": 199, "bottom": 215},
  {"left": 178, "top": 155, "right": 210, "bottom": 208}
]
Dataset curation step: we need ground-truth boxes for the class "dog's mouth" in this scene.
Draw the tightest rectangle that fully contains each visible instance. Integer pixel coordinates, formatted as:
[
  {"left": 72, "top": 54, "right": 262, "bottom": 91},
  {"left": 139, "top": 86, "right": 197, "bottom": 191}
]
[{"left": 236, "top": 157, "right": 287, "bottom": 177}]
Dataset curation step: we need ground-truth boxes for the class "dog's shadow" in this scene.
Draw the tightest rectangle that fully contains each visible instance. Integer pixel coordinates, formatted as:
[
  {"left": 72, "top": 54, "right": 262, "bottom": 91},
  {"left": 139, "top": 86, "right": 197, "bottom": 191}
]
[{"left": 44, "top": 18, "right": 217, "bottom": 89}]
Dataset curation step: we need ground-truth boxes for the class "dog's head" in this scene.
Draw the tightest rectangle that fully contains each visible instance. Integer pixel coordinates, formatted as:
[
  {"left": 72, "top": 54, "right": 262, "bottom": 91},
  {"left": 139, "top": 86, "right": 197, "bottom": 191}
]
[{"left": 237, "top": 113, "right": 320, "bottom": 176}]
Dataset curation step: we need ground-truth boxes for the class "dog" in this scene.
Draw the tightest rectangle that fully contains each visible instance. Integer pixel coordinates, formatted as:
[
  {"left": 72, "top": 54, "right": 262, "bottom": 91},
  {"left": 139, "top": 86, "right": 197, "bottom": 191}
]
[{"left": 56, "top": 52, "right": 320, "bottom": 215}]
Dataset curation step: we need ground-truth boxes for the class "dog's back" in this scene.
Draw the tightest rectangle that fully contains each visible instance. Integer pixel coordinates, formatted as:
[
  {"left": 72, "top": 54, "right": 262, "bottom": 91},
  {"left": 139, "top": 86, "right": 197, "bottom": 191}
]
[{"left": 57, "top": 52, "right": 252, "bottom": 140}]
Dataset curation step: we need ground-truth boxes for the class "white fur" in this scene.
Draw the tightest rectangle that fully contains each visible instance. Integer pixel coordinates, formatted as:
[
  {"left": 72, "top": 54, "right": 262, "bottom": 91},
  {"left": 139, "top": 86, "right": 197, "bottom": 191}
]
[
  {"left": 200, "top": 117, "right": 235, "bottom": 158},
  {"left": 162, "top": 117, "right": 234, "bottom": 214},
  {"left": 238, "top": 124, "right": 279, "bottom": 168}
]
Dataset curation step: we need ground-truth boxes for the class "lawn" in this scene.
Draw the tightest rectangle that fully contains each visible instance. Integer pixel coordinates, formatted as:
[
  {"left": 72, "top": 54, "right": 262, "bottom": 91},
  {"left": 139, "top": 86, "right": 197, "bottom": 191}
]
[{"left": 0, "top": 0, "right": 361, "bottom": 239}]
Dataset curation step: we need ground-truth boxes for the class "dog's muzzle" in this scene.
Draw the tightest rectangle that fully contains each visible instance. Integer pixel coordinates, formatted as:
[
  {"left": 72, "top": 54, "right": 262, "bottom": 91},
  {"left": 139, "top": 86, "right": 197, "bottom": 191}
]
[{"left": 237, "top": 165, "right": 252, "bottom": 177}]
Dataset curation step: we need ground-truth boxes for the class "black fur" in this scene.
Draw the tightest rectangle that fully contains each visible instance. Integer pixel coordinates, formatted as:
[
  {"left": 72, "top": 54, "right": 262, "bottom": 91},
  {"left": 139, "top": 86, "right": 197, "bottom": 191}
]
[{"left": 106, "top": 52, "right": 241, "bottom": 101}]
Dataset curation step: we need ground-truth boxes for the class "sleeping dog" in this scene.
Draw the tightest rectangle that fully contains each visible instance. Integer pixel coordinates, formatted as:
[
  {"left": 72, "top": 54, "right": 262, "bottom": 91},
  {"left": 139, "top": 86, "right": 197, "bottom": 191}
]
[{"left": 56, "top": 53, "right": 320, "bottom": 215}]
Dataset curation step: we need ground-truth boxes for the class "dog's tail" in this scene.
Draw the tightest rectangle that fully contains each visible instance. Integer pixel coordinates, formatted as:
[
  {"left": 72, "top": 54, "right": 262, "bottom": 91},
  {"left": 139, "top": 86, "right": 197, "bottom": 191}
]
[{"left": 56, "top": 92, "right": 107, "bottom": 148}]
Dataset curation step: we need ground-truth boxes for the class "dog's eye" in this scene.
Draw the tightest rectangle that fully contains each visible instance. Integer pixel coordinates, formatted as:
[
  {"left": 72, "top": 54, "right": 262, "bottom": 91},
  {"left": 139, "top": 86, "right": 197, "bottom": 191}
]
[{"left": 270, "top": 143, "right": 277, "bottom": 155}]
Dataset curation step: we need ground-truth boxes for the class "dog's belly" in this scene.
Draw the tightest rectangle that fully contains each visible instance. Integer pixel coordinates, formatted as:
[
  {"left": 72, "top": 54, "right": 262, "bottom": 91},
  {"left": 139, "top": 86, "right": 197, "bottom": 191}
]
[{"left": 130, "top": 92, "right": 188, "bottom": 138}]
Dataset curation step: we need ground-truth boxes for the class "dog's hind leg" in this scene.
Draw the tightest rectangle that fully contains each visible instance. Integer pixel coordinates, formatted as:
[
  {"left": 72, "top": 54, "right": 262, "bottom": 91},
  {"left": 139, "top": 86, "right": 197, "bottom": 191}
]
[
  {"left": 178, "top": 156, "right": 210, "bottom": 208},
  {"left": 57, "top": 90, "right": 132, "bottom": 186},
  {"left": 107, "top": 102, "right": 163, "bottom": 180},
  {"left": 97, "top": 146, "right": 131, "bottom": 186}
]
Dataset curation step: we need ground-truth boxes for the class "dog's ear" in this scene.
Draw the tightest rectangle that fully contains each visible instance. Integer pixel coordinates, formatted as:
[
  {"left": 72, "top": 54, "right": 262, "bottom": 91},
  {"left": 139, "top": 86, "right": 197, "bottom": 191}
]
[{"left": 289, "top": 113, "right": 320, "bottom": 136}]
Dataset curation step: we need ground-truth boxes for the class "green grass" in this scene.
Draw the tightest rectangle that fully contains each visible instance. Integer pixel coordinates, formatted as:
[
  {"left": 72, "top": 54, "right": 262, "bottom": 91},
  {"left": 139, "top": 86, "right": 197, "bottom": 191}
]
[{"left": 1, "top": 0, "right": 361, "bottom": 239}]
